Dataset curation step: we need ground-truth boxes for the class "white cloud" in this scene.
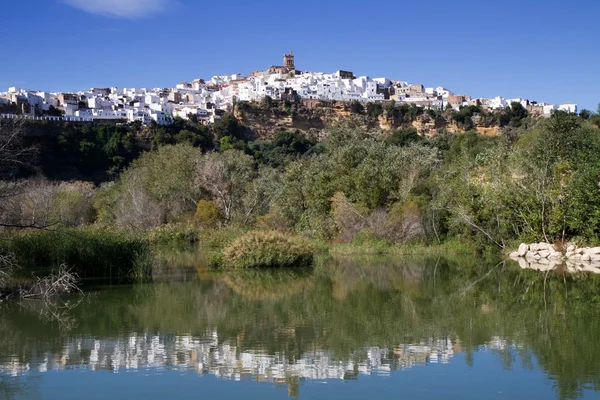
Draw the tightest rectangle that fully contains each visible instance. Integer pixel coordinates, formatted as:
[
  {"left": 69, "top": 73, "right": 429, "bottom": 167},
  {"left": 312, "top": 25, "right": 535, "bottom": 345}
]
[{"left": 61, "top": 0, "right": 175, "bottom": 18}]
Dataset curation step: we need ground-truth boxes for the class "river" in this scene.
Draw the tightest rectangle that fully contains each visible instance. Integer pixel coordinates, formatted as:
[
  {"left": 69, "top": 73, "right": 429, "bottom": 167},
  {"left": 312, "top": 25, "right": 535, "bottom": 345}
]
[{"left": 1, "top": 254, "right": 599, "bottom": 399}]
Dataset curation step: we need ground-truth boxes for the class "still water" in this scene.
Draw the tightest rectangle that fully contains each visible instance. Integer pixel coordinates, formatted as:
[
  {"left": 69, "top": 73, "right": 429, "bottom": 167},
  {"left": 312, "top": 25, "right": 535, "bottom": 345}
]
[{"left": 1, "top": 254, "right": 600, "bottom": 399}]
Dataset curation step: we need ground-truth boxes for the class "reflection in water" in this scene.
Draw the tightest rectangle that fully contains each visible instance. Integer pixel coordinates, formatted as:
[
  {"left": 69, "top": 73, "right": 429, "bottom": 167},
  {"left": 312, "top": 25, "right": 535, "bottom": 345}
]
[
  {"left": 1, "top": 254, "right": 600, "bottom": 399},
  {"left": 0, "top": 331, "right": 467, "bottom": 380}
]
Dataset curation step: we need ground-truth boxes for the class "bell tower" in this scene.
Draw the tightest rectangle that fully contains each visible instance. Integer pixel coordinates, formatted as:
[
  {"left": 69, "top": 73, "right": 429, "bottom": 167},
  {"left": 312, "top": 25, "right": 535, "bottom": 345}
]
[{"left": 283, "top": 51, "right": 295, "bottom": 71}]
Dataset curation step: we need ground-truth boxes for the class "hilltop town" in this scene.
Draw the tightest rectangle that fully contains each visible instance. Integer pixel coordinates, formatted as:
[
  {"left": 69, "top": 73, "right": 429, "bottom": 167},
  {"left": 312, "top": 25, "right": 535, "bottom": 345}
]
[{"left": 0, "top": 51, "right": 577, "bottom": 126}]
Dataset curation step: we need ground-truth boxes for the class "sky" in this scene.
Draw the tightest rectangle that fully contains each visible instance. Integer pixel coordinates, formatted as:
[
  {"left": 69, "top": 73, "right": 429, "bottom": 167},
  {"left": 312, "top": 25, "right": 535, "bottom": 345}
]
[{"left": 1, "top": 0, "right": 599, "bottom": 110}]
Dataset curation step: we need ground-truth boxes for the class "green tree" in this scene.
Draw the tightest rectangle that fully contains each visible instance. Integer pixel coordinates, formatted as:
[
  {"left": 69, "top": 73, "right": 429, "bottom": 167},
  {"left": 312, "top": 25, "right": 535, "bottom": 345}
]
[{"left": 95, "top": 144, "right": 202, "bottom": 229}]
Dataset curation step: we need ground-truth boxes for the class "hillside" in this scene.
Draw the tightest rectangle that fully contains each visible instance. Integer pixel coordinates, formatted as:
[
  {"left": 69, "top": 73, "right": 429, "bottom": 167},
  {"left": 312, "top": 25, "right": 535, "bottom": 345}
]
[{"left": 233, "top": 99, "right": 515, "bottom": 139}]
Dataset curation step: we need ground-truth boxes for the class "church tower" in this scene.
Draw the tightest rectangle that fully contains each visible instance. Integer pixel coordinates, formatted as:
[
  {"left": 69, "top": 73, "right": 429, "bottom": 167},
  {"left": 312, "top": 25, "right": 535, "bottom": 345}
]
[{"left": 283, "top": 51, "right": 295, "bottom": 71}]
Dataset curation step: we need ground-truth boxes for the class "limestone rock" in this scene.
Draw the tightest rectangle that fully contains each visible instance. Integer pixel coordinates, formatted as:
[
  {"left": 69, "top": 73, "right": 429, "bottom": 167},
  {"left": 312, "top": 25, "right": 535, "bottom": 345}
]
[
  {"left": 549, "top": 251, "right": 563, "bottom": 259},
  {"left": 581, "top": 253, "right": 591, "bottom": 261},
  {"left": 518, "top": 258, "right": 529, "bottom": 269},
  {"left": 539, "top": 264, "right": 555, "bottom": 271},
  {"left": 586, "top": 247, "right": 600, "bottom": 255},
  {"left": 517, "top": 243, "right": 529, "bottom": 256},
  {"left": 538, "top": 250, "right": 551, "bottom": 258},
  {"left": 537, "top": 242, "right": 550, "bottom": 251},
  {"left": 567, "top": 245, "right": 576, "bottom": 253},
  {"left": 509, "top": 252, "right": 520, "bottom": 259}
]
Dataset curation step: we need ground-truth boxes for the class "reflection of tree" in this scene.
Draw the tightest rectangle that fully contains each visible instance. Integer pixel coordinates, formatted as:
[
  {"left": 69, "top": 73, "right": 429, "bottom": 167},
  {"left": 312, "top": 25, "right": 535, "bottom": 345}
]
[{"left": 2, "top": 255, "right": 600, "bottom": 399}]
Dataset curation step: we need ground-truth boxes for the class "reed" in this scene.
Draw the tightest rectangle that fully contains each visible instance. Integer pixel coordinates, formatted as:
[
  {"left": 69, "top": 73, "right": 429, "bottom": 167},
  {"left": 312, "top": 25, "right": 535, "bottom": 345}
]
[
  {"left": 220, "top": 231, "right": 314, "bottom": 269},
  {"left": 5, "top": 227, "right": 152, "bottom": 281}
]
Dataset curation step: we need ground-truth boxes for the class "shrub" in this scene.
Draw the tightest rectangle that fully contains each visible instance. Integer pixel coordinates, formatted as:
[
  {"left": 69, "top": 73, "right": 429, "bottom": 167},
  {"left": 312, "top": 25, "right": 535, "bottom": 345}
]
[
  {"left": 375, "top": 201, "right": 424, "bottom": 243},
  {"left": 221, "top": 231, "right": 314, "bottom": 269},
  {"left": 330, "top": 192, "right": 368, "bottom": 243},
  {"left": 195, "top": 200, "right": 221, "bottom": 227},
  {"left": 50, "top": 181, "right": 96, "bottom": 227},
  {"left": 149, "top": 223, "right": 200, "bottom": 245},
  {"left": 0, "top": 179, "right": 95, "bottom": 229}
]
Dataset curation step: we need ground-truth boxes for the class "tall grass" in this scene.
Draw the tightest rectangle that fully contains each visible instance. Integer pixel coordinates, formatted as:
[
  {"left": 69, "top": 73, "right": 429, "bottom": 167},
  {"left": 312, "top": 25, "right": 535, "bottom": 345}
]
[
  {"left": 220, "top": 231, "right": 314, "bottom": 269},
  {"left": 4, "top": 227, "right": 152, "bottom": 281}
]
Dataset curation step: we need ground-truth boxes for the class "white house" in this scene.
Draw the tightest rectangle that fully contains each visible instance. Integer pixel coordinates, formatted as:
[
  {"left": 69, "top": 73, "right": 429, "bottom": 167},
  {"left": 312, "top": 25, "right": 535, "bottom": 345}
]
[{"left": 558, "top": 103, "right": 577, "bottom": 113}]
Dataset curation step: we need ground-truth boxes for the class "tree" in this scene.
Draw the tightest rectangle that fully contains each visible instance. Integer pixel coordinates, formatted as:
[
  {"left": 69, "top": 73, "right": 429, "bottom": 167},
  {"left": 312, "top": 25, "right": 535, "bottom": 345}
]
[
  {"left": 579, "top": 109, "right": 592, "bottom": 120},
  {"left": 0, "top": 119, "right": 44, "bottom": 229},
  {"left": 349, "top": 100, "right": 364, "bottom": 114},
  {"left": 239, "top": 166, "right": 280, "bottom": 225},
  {"left": 211, "top": 113, "right": 254, "bottom": 148},
  {"left": 195, "top": 150, "right": 255, "bottom": 222},
  {"left": 386, "top": 128, "right": 422, "bottom": 147},
  {"left": 384, "top": 100, "right": 399, "bottom": 119},
  {"left": 94, "top": 144, "right": 203, "bottom": 229},
  {"left": 0, "top": 119, "right": 37, "bottom": 178},
  {"left": 367, "top": 103, "right": 383, "bottom": 118},
  {"left": 250, "top": 131, "right": 317, "bottom": 167}
]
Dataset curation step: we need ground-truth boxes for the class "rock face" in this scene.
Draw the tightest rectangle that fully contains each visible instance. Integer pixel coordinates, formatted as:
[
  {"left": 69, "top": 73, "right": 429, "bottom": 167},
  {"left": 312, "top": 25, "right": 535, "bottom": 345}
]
[
  {"left": 508, "top": 242, "right": 600, "bottom": 274},
  {"left": 234, "top": 100, "right": 504, "bottom": 140}
]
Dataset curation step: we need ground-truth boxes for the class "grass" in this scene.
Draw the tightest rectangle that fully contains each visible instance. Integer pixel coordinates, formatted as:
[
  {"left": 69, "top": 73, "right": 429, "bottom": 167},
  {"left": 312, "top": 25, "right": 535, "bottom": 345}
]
[
  {"left": 3, "top": 227, "right": 153, "bottom": 281},
  {"left": 194, "top": 226, "right": 482, "bottom": 268},
  {"left": 148, "top": 223, "right": 201, "bottom": 246},
  {"left": 219, "top": 230, "right": 315, "bottom": 269}
]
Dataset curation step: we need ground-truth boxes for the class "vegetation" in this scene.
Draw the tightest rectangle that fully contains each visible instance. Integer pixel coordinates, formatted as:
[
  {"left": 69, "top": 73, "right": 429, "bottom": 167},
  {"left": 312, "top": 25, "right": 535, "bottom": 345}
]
[
  {"left": 220, "top": 231, "right": 314, "bottom": 269},
  {"left": 1, "top": 100, "right": 600, "bottom": 278},
  {"left": 3, "top": 228, "right": 152, "bottom": 280},
  {"left": 2, "top": 100, "right": 600, "bottom": 399}
]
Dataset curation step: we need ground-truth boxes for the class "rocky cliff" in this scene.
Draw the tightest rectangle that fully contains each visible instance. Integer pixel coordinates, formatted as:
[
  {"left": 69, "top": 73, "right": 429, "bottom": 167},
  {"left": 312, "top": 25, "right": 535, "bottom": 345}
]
[{"left": 234, "top": 100, "right": 502, "bottom": 139}]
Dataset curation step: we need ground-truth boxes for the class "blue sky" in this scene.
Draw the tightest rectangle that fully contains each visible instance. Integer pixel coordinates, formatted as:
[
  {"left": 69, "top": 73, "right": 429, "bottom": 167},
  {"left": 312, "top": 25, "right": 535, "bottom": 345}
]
[{"left": 2, "top": 0, "right": 598, "bottom": 110}]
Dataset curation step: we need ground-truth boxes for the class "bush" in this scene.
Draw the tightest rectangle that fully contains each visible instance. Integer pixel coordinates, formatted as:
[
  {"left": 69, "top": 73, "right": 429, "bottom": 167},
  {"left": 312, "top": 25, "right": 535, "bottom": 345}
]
[
  {"left": 375, "top": 201, "right": 424, "bottom": 243},
  {"left": 195, "top": 200, "right": 221, "bottom": 227},
  {"left": 330, "top": 192, "right": 368, "bottom": 243},
  {"left": 220, "top": 231, "right": 314, "bottom": 269},
  {"left": 0, "top": 179, "right": 95, "bottom": 229},
  {"left": 50, "top": 181, "right": 96, "bottom": 226},
  {"left": 149, "top": 223, "right": 200, "bottom": 245}
]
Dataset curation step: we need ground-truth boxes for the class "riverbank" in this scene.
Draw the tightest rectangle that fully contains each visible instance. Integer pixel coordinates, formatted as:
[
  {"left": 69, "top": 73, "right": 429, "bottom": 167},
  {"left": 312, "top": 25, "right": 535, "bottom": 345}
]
[
  {"left": 0, "top": 227, "right": 153, "bottom": 299},
  {"left": 3, "top": 223, "right": 598, "bottom": 301},
  {"left": 0, "top": 225, "right": 490, "bottom": 292}
]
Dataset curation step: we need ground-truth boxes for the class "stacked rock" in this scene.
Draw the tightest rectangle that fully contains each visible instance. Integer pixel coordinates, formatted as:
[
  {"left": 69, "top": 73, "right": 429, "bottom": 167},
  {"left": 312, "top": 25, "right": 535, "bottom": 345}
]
[{"left": 509, "top": 243, "right": 600, "bottom": 274}]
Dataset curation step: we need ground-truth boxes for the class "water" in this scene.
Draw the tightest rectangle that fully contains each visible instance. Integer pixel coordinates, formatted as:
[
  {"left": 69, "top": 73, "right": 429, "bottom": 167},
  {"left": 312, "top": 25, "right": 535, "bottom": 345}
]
[{"left": 1, "top": 254, "right": 600, "bottom": 399}]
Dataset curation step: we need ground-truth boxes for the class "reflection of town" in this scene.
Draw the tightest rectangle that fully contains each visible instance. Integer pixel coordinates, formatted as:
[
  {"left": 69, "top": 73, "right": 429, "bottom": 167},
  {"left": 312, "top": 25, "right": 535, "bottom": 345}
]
[{"left": 0, "top": 331, "right": 510, "bottom": 381}]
